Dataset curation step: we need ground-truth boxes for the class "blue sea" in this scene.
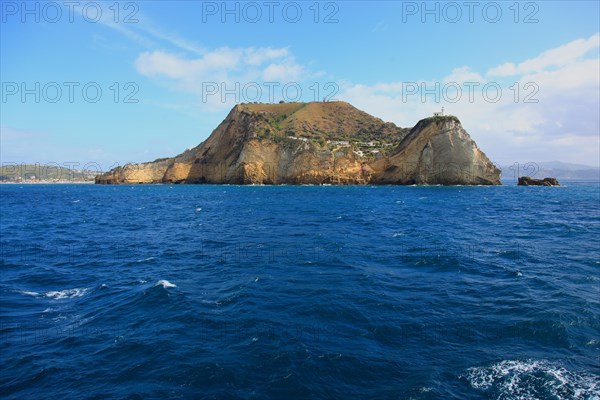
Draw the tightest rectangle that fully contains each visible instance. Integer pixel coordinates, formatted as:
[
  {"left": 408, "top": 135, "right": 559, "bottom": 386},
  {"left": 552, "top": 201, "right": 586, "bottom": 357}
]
[{"left": 1, "top": 182, "right": 599, "bottom": 399}]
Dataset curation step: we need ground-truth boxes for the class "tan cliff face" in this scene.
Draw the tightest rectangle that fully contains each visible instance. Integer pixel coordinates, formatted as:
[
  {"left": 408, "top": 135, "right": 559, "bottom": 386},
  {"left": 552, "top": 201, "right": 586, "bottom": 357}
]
[
  {"left": 94, "top": 159, "right": 170, "bottom": 184},
  {"left": 95, "top": 102, "right": 500, "bottom": 185},
  {"left": 371, "top": 116, "right": 501, "bottom": 185}
]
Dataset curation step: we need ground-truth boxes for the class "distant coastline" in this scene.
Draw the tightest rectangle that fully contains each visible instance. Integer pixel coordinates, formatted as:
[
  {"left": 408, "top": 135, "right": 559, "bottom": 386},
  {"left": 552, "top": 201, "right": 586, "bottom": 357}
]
[
  {"left": 0, "top": 163, "right": 96, "bottom": 184},
  {"left": 0, "top": 181, "right": 95, "bottom": 185}
]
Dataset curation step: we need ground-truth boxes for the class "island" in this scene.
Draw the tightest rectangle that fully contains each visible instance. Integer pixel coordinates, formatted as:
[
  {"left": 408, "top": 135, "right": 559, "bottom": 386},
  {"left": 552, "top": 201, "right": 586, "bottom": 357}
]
[{"left": 95, "top": 101, "right": 501, "bottom": 185}]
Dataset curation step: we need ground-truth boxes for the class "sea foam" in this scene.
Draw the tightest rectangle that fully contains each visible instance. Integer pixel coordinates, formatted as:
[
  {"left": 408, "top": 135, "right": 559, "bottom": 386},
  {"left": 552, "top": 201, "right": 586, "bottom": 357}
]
[
  {"left": 465, "top": 359, "right": 599, "bottom": 399},
  {"left": 20, "top": 288, "right": 89, "bottom": 299},
  {"left": 45, "top": 288, "right": 89, "bottom": 299},
  {"left": 155, "top": 280, "right": 176, "bottom": 288}
]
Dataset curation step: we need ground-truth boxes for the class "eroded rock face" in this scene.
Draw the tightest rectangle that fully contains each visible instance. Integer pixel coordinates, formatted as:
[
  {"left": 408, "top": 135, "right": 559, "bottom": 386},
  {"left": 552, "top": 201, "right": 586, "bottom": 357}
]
[
  {"left": 95, "top": 102, "right": 501, "bottom": 186},
  {"left": 371, "top": 116, "right": 500, "bottom": 185},
  {"left": 163, "top": 102, "right": 406, "bottom": 185},
  {"left": 94, "top": 159, "right": 171, "bottom": 184},
  {"left": 518, "top": 176, "right": 560, "bottom": 186}
]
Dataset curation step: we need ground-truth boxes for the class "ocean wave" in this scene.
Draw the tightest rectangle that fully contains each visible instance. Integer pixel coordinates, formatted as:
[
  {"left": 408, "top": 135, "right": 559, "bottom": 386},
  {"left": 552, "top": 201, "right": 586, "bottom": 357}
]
[
  {"left": 155, "top": 280, "right": 176, "bottom": 289},
  {"left": 135, "top": 257, "right": 156, "bottom": 263},
  {"left": 464, "top": 359, "right": 599, "bottom": 399},
  {"left": 20, "top": 290, "right": 41, "bottom": 297},
  {"left": 19, "top": 288, "right": 89, "bottom": 299},
  {"left": 45, "top": 288, "right": 89, "bottom": 299}
]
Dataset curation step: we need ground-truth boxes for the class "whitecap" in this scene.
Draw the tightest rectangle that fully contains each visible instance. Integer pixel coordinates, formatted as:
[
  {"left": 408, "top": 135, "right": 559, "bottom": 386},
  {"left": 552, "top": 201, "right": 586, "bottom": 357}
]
[
  {"left": 45, "top": 288, "right": 89, "bottom": 300},
  {"left": 20, "top": 290, "right": 40, "bottom": 297},
  {"left": 135, "top": 257, "right": 155, "bottom": 263},
  {"left": 72, "top": 200, "right": 80, "bottom": 203},
  {"left": 195, "top": 207, "right": 202, "bottom": 212},
  {"left": 155, "top": 280, "right": 176, "bottom": 288},
  {"left": 464, "top": 359, "right": 599, "bottom": 399}
]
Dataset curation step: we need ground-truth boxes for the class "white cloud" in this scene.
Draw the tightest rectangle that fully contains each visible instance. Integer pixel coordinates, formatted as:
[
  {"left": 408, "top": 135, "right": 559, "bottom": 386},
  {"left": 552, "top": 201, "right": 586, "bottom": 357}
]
[
  {"left": 487, "top": 62, "right": 518, "bottom": 77},
  {"left": 488, "top": 33, "right": 599, "bottom": 76},
  {"left": 135, "top": 47, "right": 306, "bottom": 111},
  {"left": 136, "top": 51, "right": 196, "bottom": 78},
  {"left": 136, "top": 21, "right": 206, "bottom": 55},
  {"left": 244, "top": 47, "right": 290, "bottom": 65},
  {"left": 337, "top": 33, "right": 600, "bottom": 167},
  {"left": 262, "top": 60, "right": 303, "bottom": 81},
  {"left": 521, "top": 58, "right": 599, "bottom": 94},
  {"left": 65, "top": 2, "right": 206, "bottom": 55},
  {"left": 443, "top": 66, "right": 485, "bottom": 84}
]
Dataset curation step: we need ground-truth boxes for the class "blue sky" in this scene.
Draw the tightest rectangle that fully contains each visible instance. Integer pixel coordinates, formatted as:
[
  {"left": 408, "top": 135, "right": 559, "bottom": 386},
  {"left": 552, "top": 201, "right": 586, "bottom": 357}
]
[{"left": 1, "top": 1, "right": 599, "bottom": 170}]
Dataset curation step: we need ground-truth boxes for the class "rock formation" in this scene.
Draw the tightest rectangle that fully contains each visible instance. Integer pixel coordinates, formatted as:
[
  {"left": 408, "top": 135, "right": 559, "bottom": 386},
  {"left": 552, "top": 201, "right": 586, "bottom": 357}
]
[
  {"left": 518, "top": 176, "right": 560, "bottom": 186},
  {"left": 370, "top": 116, "right": 500, "bottom": 185},
  {"left": 95, "top": 102, "right": 500, "bottom": 186},
  {"left": 95, "top": 158, "right": 171, "bottom": 185}
]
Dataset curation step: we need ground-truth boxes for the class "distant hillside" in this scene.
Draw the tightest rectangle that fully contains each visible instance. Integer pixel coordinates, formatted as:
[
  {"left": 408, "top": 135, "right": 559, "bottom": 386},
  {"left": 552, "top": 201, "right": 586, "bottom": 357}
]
[
  {"left": 0, "top": 164, "right": 96, "bottom": 182},
  {"left": 500, "top": 162, "right": 600, "bottom": 180}
]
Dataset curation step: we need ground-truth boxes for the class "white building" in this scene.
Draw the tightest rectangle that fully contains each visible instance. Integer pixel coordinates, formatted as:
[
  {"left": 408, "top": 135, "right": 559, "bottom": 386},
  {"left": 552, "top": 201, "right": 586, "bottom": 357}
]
[
  {"left": 289, "top": 136, "right": 309, "bottom": 142},
  {"left": 329, "top": 140, "right": 350, "bottom": 146}
]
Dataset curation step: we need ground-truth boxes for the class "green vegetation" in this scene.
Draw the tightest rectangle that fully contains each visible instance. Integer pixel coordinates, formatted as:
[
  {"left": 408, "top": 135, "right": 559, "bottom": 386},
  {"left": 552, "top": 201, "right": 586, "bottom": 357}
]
[
  {"left": 422, "top": 115, "right": 461, "bottom": 125},
  {"left": 241, "top": 101, "right": 417, "bottom": 159}
]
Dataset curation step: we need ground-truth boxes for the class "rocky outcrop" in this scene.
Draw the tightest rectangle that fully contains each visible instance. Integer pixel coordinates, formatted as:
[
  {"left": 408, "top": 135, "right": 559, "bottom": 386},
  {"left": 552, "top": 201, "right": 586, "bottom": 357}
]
[
  {"left": 95, "top": 102, "right": 501, "bottom": 185},
  {"left": 371, "top": 116, "right": 500, "bottom": 185},
  {"left": 518, "top": 176, "right": 560, "bottom": 186},
  {"left": 159, "top": 102, "right": 407, "bottom": 185},
  {"left": 94, "top": 158, "right": 171, "bottom": 184}
]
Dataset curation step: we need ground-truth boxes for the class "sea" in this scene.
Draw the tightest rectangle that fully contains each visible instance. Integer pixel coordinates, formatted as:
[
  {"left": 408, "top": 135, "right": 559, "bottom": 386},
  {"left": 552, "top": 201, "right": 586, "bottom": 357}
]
[{"left": 1, "top": 182, "right": 599, "bottom": 399}]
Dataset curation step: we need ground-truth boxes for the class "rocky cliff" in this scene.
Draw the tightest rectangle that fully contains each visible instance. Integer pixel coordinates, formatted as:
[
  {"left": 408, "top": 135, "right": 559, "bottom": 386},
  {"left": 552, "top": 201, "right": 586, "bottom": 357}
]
[
  {"left": 96, "top": 102, "right": 500, "bottom": 185},
  {"left": 371, "top": 116, "right": 500, "bottom": 185}
]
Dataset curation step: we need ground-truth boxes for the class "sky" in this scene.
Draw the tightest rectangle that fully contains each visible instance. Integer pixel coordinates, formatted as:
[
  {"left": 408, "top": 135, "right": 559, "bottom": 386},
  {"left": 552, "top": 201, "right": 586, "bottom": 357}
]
[{"left": 1, "top": 0, "right": 599, "bottom": 171}]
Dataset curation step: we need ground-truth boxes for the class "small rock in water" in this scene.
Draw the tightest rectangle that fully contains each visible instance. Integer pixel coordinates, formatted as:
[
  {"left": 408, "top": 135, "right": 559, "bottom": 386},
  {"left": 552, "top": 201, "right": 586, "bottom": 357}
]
[{"left": 518, "top": 176, "right": 560, "bottom": 186}]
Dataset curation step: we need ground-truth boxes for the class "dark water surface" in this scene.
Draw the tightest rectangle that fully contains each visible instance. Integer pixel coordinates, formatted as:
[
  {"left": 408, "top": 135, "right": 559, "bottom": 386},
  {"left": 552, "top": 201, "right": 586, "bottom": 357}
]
[{"left": 1, "top": 183, "right": 599, "bottom": 399}]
